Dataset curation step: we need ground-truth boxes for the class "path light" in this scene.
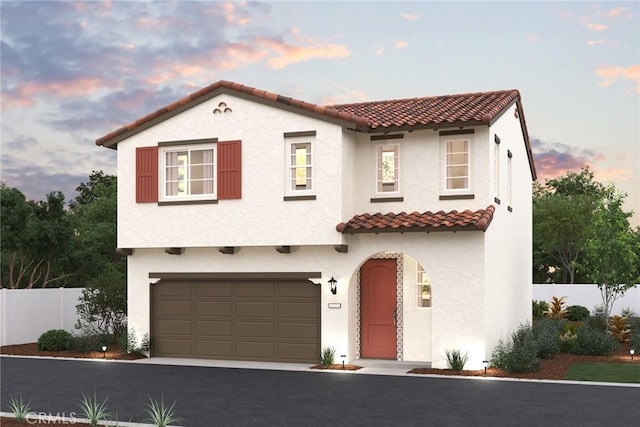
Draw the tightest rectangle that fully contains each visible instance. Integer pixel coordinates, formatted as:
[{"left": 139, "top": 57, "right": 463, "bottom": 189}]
[
  {"left": 341, "top": 354, "right": 346, "bottom": 370},
  {"left": 101, "top": 344, "right": 107, "bottom": 359},
  {"left": 482, "top": 360, "right": 489, "bottom": 376},
  {"left": 329, "top": 277, "right": 338, "bottom": 295},
  {"left": 631, "top": 349, "right": 635, "bottom": 361}
]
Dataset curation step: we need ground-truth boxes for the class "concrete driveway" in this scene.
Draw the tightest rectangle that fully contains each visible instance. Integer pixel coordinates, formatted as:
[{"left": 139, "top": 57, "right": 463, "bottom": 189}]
[{"left": 1, "top": 356, "right": 639, "bottom": 426}]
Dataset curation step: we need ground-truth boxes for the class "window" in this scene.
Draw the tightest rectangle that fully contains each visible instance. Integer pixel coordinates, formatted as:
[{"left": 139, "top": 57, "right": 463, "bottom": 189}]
[
  {"left": 284, "top": 132, "right": 315, "bottom": 197},
  {"left": 136, "top": 140, "right": 241, "bottom": 204},
  {"left": 417, "top": 263, "right": 431, "bottom": 308},
  {"left": 445, "top": 139, "right": 469, "bottom": 190},
  {"left": 376, "top": 144, "right": 399, "bottom": 193},
  {"left": 163, "top": 146, "right": 215, "bottom": 199},
  {"left": 507, "top": 150, "right": 513, "bottom": 210},
  {"left": 494, "top": 135, "right": 500, "bottom": 202}
]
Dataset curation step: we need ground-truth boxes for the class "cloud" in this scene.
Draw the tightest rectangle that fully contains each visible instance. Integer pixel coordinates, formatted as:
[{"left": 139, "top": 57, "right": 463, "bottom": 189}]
[
  {"left": 525, "top": 34, "right": 541, "bottom": 43},
  {"left": 321, "top": 89, "right": 370, "bottom": 106},
  {"left": 605, "top": 7, "right": 629, "bottom": 18},
  {"left": 586, "top": 39, "right": 607, "bottom": 46},
  {"left": 531, "top": 138, "right": 605, "bottom": 181},
  {"left": 401, "top": 13, "right": 420, "bottom": 21},
  {"left": 4, "top": 135, "right": 38, "bottom": 151},
  {"left": 586, "top": 22, "right": 608, "bottom": 32},
  {"left": 256, "top": 36, "right": 351, "bottom": 69},
  {"left": 394, "top": 41, "right": 409, "bottom": 49},
  {"left": 374, "top": 45, "right": 385, "bottom": 55},
  {"left": 595, "top": 64, "right": 640, "bottom": 93}
]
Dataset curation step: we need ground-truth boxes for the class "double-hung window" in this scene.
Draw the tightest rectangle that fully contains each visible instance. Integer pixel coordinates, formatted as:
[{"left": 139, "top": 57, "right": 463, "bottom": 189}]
[
  {"left": 440, "top": 131, "right": 473, "bottom": 197},
  {"left": 376, "top": 144, "right": 399, "bottom": 193},
  {"left": 164, "top": 147, "right": 215, "bottom": 198},
  {"left": 284, "top": 131, "right": 315, "bottom": 198}
]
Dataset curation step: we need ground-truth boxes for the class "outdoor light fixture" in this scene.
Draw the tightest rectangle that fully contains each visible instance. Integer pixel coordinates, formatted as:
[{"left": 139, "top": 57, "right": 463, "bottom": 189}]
[
  {"left": 631, "top": 349, "right": 635, "bottom": 360},
  {"left": 341, "top": 354, "right": 347, "bottom": 370},
  {"left": 482, "top": 360, "right": 489, "bottom": 376},
  {"left": 101, "top": 344, "right": 107, "bottom": 359},
  {"left": 329, "top": 277, "right": 337, "bottom": 295}
]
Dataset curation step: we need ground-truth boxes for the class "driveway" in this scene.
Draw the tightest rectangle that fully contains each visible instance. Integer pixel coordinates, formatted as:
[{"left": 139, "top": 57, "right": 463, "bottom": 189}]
[{"left": 1, "top": 356, "right": 639, "bottom": 426}]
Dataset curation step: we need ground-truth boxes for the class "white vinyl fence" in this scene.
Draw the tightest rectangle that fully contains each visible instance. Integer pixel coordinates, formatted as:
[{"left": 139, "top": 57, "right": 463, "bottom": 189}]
[
  {"left": 0, "top": 287, "right": 84, "bottom": 346},
  {"left": 533, "top": 284, "right": 640, "bottom": 316}
]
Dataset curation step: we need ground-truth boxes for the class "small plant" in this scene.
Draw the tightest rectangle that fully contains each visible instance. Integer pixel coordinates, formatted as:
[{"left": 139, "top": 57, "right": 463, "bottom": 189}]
[
  {"left": 78, "top": 391, "right": 111, "bottom": 427},
  {"left": 566, "top": 305, "right": 590, "bottom": 321},
  {"left": 532, "top": 318, "right": 560, "bottom": 358},
  {"left": 37, "top": 329, "right": 73, "bottom": 351},
  {"left": 532, "top": 300, "right": 549, "bottom": 320},
  {"left": 544, "top": 296, "right": 567, "bottom": 320},
  {"left": 72, "top": 332, "right": 103, "bottom": 353},
  {"left": 490, "top": 322, "right": 540, "bottom": 373},
  {"left": 558, "top": 330, "right": 579, "bottom": 353},
  {"left": 146, "top": 395, "right": 182, "bottom": 427},
  {"left": 119, "top": 328, "right": 152, "bottom": 354},
  {"left": 445, "top": 349, "right": 469, "bottom": 371},
  {"left": 608, "top": 315, "right": 632, "bottom": 343},
  {"left": 320, "top": 346, "right": 336, "bottom": 365},
  {"left": 8, "top": 395, "right": 32, "bottom": 423}
]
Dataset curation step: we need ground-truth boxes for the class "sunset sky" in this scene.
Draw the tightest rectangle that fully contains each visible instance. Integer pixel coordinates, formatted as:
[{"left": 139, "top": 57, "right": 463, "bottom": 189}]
[{"left": 1, "top": 1, "right": 638, "bottom": 225}]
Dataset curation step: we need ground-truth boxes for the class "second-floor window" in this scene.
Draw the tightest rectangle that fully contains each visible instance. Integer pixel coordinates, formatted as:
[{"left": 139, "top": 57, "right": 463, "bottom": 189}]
[
  {"left": 444, "top": 138, "right": 471, "bottom": 191},
  {"left": 162, "top": 145, "right": 216, "bottom": 200},
  {"left": 376, "top": 144, "right": 399, "bottom": 193}
]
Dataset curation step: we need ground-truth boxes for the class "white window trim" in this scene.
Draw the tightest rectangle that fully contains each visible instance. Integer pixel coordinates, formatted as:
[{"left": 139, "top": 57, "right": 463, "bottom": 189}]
[
  {"left": 440, "top": 136, "right": 473, "bottom": 196},
  {"left": 284, "top": 135, "right": 315, "bottom": 197},
  {"left": 159, "top": 143, "right": 217, "bottom": 202},
  {"left": 374, "top": 143, "right": 401, "bottom": 196}
]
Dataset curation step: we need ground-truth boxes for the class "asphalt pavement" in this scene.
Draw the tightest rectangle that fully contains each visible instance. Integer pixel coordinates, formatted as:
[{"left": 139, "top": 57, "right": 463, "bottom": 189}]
[{"left": 1, "top": 356, "right": 639, "bottom": 426}]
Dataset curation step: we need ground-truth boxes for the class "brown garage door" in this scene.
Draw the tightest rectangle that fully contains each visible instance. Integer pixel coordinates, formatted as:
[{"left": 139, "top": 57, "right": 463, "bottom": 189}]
[{"left": 152, "top": 278, "right": 320, "bottom": 363}]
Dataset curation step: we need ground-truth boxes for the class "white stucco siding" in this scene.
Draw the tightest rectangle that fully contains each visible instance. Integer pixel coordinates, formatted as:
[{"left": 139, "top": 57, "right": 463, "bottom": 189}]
[
  {"left": 117, "top": 94, "right": 346, "bottom": 248},
  {"left": 482, "top": 106, "right": 534, "bottom": 359}
]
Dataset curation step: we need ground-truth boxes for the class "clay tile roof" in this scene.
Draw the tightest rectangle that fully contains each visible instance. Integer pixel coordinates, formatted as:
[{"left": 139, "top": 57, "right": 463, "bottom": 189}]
[
  {"left": 336, "top": 206, "right": 496, "bottom": 234},
  {"left": 95, "top": 81, "right": 522, "bottom": 149}
]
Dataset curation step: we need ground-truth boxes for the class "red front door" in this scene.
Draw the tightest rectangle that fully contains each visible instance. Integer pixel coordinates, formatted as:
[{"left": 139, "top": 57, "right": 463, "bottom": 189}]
[{"left": 361, "top": 258, "right": 397, "bottom": 359}]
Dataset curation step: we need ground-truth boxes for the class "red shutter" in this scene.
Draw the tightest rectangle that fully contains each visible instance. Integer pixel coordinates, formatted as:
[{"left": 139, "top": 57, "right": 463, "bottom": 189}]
[
  {"left": 217, "top": 140, "right": 242, "bottom": 200},
  {"left": 136, "top": 146, "right": 158, "bottom": 203}
]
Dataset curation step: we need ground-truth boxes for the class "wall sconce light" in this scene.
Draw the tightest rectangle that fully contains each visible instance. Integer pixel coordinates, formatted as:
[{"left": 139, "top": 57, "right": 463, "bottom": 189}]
[
  {"left": 482, "top": 360, "right": 489, "bottom": 376},
  {"left": 101, "top": 344, "right": 107, "bottom": 359},
  {"left": 329, "top": 277, "right": 337, "bottom": 295},
  {"left": 631, "top": 349, "right": 635, "bottom": 360}
]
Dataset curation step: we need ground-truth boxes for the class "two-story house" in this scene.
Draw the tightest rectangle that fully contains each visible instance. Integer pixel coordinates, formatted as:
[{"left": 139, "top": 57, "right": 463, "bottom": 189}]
[{"left": 97, "top": 81, "right": 536, "bottom": 369}]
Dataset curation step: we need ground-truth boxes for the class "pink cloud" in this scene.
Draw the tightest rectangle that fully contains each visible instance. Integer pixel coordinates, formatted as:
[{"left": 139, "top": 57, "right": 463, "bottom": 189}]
[
  {"left": 254, "top": 36, "right": 350, "bottom": 69},
  {"left": 401, "top": 13, "right": 420, "bottom": 21},
  {"left": 586, "top": 39, "right": 607, "bottom": 46},
  {"left": 394, "top": 41, "right": 408, "bottom": 49},
  {"left": 2, "top": 78, "right": 112, "bottom": 109},
  {"left": 586, "top": 22, "right": 608, "bottom": 32},
  {"left": 222, "top": 1, "right": 250, "bottom": 25},
  {"left": 374, "top": 45, "right": 385, "bottom": 55},
  {"left": 321, "top": 89, "right": 370, "bottom": 106},
  {"left": 525, "top": 34, "right": 541, "bottom": 43},
  {"left": 605, "top": 7, "right": 628, "bottom": 18},
  {"left": 596, "top": 64, "right": 640, "bottom": 93}
]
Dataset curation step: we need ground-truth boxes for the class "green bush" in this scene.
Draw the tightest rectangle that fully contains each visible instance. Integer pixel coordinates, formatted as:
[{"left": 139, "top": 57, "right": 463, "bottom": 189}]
[
  {"left": 532, "top": 318, "right": 560, "bottom": 358},
  {"left": 490, "top": 322, "right": 540, "bottom": 373},
  {"left": 566, "top": 305, "right": 590, "bottom": 321},
  {"left": 558, "top": 331, "right": 579, "bottom": 353},
  {"left": 631, "top": 332, "right": 640, "bottom": 352},
  {"left": 119, "top": 327, "right": 151, "bottom": 354},
  {"left": 574, "top": 325, "right": 619, "bottom": 355},
  {"left": 37, "top": 329, "right": 73, "bottom": 351},
  {"left": 532, "top": 300, "right": 549, "bottom": 320},
  {"left": 72, "top": 333, "right": 103, "bottom": 353},
  {"left": 445, "top": 349, "right": 469, "bottom": 371},
  {"left": 585, "top": 306, "right": 607, "bottom": 332}
]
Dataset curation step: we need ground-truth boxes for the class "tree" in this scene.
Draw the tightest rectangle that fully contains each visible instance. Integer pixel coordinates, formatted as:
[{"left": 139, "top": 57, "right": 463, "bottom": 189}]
[
  {"left": 533, "top": 167, "right": 604, "bottom": 283},
  {"left": 580, "top": 186, "right": 639, "bottom": 325}
]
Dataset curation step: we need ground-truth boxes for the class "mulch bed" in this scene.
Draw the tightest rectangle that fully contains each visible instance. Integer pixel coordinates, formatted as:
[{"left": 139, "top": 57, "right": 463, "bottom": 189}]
[
  {"left": 0, "top": 417, "right": 95, "bottom": 426},
  {"left": 0, "top": 342, "right": 147, "bottom": 361},
  {"left": 311, "top": 363, "right": 362, "bottom": 371},
  {"left": 409, "top": 341, "right": 638, "bottom": 380}
]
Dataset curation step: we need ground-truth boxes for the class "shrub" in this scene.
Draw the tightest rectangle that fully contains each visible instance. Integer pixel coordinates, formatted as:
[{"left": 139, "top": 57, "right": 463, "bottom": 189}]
[
  {"left": 146, "top": 395, "right": 182, "bottom": 427},
  {"left": 544, "top": 296, "right": 567, "bottom": 320},
  {"left": 566, "top": 305, "right": 590, "bottom": 321},
  {"left": 490, "top": 322, "right": 540, "bottom": 373},
  {"left": 631, "top": 332, "right": 640, "bottom": 353},
  {"left": 558, "top": 330, "right": 579, "bottom": 353},
  {"left": 445, "top": 349, "right": 469, "bottom": 371},
  {"left": 574, "top": 325, "right": 619, "bottom": 355},
  {"left": 37, "top": 329, "right": 73, "bottom": 351},
  {"left": 532, "top": 300, "right": 549, "bottom": 320},
  {"left": 319, "top": 347, "right": 336, "bottom": 365},
  {"left": 72, "top": 333, "right": 103, "bottom": 353},
  {"left": 609, "top": 315, "right": 632, "bottom": 343},
  {"left": 532, "top": 318, "right": 560, "bottom": 358},
  {"left": 77, "top": 391, "right": 110, "bottom": 427},
  {"left": 119, "top": 328, "right": 151, "bottom": 354},
  {"left": 584, "top": 310, "right": 607, "bottom": 332},
  {"left": 8, "top": 395, "right": 32, "bottom": 423}
]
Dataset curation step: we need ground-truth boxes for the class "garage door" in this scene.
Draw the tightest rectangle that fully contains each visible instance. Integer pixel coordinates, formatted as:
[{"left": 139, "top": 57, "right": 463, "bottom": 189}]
[{"left": 152, "top": 278, "right": 320, "bottom": 363}]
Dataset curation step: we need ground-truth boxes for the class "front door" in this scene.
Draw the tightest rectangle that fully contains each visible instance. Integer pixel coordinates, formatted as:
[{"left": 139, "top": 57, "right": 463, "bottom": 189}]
[{"left": 360, "top": 258, "right": 397, "bottom": 359}]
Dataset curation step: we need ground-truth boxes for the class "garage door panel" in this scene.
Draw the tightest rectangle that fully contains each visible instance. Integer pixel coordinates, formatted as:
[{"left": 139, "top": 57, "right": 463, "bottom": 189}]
[
  {"left": 154, "top": 338, "right": 193, "bottom": 356},
  {"left": 195, "top": 282, "right": 232, "bottom": 297},
  {"left": 279, "top": 302, "right": 319, "bottom": 318},
  {"left": 278, "top": 343, "right": 319, "bottom": 361},
  {"left": 155, "top": 301, "right": 192, "bottom": 316},
  {"left": 156, "top": 319, "right": 192, "bottom": 335},
  {"left": 153, "top": 278, "right": 319, "bottom": 363},
  {"left": 236, "top": 321, "right": 275, "bottom": 338},
  {"left": 236, "top": 281, "right": 276, "bottom": 297},
  {"left": 236, "top": 301, "right": 275, "bottom": 317},
  {"left": 196, "top": 340, "right": 233, "bottom": 357},
  {"left": 195, "top": 301, "right": 232, "bottom": 316},
  {"left": 195, "top": 320, "right": 232, "bottom": 337},
  {"left": 279, "top": 323, "right": 319, "bottom": 339},
  {"left": 236, "top": 341, "right": 275, "bottom": 359}
]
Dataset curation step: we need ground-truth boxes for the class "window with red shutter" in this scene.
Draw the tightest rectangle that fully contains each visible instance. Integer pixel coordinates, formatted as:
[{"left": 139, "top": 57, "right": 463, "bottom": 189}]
[
  {"left": 217, "top": 140, "right": 242, "bottom": 200},
  {"left": 136, "top": 146, "right": 158, "bottom": 203}
]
